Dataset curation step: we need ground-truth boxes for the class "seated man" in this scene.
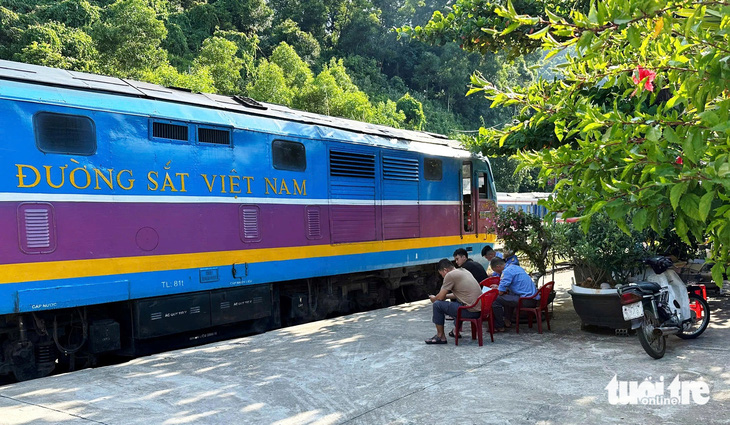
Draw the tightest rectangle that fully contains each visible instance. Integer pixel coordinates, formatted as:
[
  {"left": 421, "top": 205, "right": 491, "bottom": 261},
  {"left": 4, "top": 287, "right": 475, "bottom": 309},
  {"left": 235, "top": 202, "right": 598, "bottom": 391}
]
[
  {"left": 481, "top": 246, "right": 503, "bottom": 277},
  {"left": 503, "top": 250, "right": 520, "bottom": 267},
  {"left": 489, "top": 257, "right": 537, "bottom": 332},
  {"left": 453, "top": 248, "right": 488, "bottom": 284},
  {"left": 425, "top": 259, "right": 482, "bottom": 344}
]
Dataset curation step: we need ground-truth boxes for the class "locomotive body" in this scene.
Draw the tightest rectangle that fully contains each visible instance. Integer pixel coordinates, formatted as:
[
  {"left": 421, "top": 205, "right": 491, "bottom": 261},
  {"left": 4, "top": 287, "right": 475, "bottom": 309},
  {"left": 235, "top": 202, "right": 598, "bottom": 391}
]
[{"left": 0, "top": 60, "right": 497, "bottom": 380}]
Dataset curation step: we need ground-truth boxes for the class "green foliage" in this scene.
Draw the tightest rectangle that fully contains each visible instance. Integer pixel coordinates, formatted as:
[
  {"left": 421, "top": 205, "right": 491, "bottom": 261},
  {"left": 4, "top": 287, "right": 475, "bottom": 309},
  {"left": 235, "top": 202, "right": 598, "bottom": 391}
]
[
  {"left": 13, "top": 22, "right": 98, "bottom": 71},
  {"left": 1, "top": 0, "right": 554, "bottom": 145},
  {"left": 36, "top": 0, "right": 100, "bottom": 28},
  {"left": 213, "top": 0, "right": 273, "bottom": 34},
  {"left": 486, "top": 208, "right": 556, "bottom": 277},
  {"left": 370, "top": 99, "right": 407, "bottom": 128},
  {"left": 92, "top": 0, "right": 168, "bottom": 77},
  {"left": 265, "top": 19, "right": 321, "bottom": 64},
  {"left": 554, "top": 214, "right": 648, "bottom": 286},
  {"left": 246, "top": 59, "right": 294, "bottom": 105},
  {"left": 270, "top": 42, "right": 313, "bottom": 88},
  {"left": 470, "top": 0, "right": 730, "bottom": 285},
  {"left": 396, "top": 93, "right": 426, "bottom": 130},
  {"left": 213, "top": 29, "right": 259, "bottom": 80},
  {"left": 138, "top": 63, "right": 216, "bottom": 93},
  {"left": 397, "top": 0, "right": 590, "bottom": 58},
  {"left": 193, "top": 36, "right": 245, "bottom": 95}
]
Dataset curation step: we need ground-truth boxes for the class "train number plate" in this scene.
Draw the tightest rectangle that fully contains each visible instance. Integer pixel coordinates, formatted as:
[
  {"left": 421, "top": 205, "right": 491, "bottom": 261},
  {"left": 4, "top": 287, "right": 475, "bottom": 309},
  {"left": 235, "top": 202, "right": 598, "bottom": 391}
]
[{"left": 622, "top": 302, "right": 643, "bottom": 320}]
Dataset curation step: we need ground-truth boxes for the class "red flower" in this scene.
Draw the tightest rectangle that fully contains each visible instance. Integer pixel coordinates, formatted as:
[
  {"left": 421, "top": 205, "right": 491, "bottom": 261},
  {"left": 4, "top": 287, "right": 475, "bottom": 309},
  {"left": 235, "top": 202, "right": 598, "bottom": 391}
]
[
  {"left": 632, "top": 66, "right": 656, "bottom": 92},
  {"left": 676, "top": 156, "right": 683, "bottom": 165}
]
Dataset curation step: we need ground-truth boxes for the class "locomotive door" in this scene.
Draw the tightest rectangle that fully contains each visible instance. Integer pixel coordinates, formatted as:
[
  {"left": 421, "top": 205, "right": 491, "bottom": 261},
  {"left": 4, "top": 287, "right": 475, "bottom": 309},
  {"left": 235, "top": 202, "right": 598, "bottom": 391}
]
[
  {"left": 475, "top": 163, "right": 497, "bottom": 241},
  {"left": 461, "top": 161, "right": 476, "bottom": 235}
]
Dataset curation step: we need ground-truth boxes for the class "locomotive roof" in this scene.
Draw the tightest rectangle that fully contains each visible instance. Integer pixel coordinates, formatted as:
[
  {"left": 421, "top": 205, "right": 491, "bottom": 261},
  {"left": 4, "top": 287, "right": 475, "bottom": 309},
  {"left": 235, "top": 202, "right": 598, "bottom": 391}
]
[{"left": 0, "top": 59, "right": 469, "bottom": 153}]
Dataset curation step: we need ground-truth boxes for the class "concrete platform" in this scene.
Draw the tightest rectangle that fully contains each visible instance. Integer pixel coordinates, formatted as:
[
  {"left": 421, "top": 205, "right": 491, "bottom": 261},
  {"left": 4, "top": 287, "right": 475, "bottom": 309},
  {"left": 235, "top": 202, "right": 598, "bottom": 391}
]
[{"left": 1, "top": 269, "right": 729, "bottom": 425}]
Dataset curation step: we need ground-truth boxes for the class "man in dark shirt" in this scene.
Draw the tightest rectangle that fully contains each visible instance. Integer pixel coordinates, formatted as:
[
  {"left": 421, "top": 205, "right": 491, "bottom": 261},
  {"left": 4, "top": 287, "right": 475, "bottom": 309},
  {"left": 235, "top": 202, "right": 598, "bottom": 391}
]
[{"left": 453, "top": 248, "right": 488, "bottom": 284}]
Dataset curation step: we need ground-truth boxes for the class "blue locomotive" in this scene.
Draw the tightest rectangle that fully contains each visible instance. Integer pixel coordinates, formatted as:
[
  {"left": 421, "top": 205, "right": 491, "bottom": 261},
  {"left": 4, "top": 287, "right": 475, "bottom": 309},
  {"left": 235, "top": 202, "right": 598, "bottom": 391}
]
[{"left": 0, "top": 59, "right": 497, "bottom": 380}]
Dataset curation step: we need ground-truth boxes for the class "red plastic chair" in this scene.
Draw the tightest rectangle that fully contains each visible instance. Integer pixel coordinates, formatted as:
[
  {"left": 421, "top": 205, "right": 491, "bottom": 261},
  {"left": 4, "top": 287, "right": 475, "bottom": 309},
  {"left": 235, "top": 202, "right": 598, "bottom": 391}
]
[
  {"left": 516, "top": 281, "right": 554, "bottom": 334},
  {"left": 479, "top": 276, "right": 500, "bottom": 288},
  {"left": 454, "top": 289, "right": 499, "bottom": 346}
]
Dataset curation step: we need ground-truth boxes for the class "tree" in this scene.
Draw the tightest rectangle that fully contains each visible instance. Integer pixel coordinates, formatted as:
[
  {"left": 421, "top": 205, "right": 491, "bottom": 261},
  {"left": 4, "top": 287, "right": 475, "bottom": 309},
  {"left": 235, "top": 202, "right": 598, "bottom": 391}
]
[
  {"left": 460, "top": 0, "right": 730, "bottom": 282},
  {"left": 36, "top": 0, "right": 100, "bottom": 28},
  {"left": 270, "top": 42, "right": 314, "bottom": 88},
  {"left": 371, "top": 99, "right": 407, "bottom": 127},
  {"left": 265, "top": 19, "right": 321, "bottom": 64},
  {"left": 214, "top": 0, "right": 273, "bottom": 34},
  {"left": 138, "top": 64, "right": 216, "bottom": 93},
  {"left": 246, "top": 59, "right": 294, "bottom": 105},
  {"left": 13, "top": 22, "right": 98, "bottom": 72},
  {"left": 397, "top": 0, "right": 591, "bottom": 57},
  {"left": 92, "top": 0, "right": 168, "bottom": 77},
  {"left": 396, "top": 93, "right": 426, "bottom": 130},
  {"left": 193, "top": 36, "right": 244, "bottom": 95}
]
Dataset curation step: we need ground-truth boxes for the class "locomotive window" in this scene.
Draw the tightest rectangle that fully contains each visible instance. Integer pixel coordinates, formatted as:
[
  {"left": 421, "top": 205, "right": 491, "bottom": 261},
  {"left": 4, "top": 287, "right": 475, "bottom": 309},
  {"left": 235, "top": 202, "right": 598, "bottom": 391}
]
[
  {"left": 424, "top": 158, "right": 442, "bottom": 181},
  {"left": 478, "top": 173, "right": 492, "bottom": 199},
  {"left": 272, "top": 140, "right": 306, "bottom": 171},
  {"left": 34, "top": 112, "right": 96, "bottom": 155}
]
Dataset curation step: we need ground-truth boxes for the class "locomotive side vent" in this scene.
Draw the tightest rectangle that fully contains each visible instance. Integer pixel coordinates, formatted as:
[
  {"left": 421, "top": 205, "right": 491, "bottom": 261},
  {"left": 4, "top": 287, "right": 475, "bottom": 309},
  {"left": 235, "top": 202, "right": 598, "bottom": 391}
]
[
  {"left": 198, "top": 127, "right": 231, "bottom": 145},
  {"left": 239, "top": 205, "right": 261, "bottom": 243},
  {"left": 153, "top": 121, "right": 188, "bottom": 141},
  {"left": 383, "top": 156, "right": 419, "bottom": 181},
  {"left": 330, "top": 150, "right": 375, "bottom": 178},
  {"left": 306, "top": 206, "right": 322, "bottom": 240},
  {"left": 18, "top": 203, "right": 56, "bottom": 254},
  {"left": 24, "top": 209, "right": 50, "bottom": 248}
]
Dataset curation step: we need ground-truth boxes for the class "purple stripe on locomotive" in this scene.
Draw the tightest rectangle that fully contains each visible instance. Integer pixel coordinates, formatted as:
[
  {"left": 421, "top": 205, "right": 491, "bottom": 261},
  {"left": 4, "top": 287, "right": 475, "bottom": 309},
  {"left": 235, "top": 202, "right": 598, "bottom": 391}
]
[{"left": 0, "top": 202, "right": 461, "bottom": 264}]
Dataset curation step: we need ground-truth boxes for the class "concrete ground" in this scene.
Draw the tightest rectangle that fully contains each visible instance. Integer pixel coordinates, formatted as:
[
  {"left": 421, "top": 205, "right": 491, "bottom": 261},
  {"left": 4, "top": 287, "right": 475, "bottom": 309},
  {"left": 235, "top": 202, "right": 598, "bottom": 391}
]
[{"left": 1, "top": 269, "right": 729, "bottom": 425}]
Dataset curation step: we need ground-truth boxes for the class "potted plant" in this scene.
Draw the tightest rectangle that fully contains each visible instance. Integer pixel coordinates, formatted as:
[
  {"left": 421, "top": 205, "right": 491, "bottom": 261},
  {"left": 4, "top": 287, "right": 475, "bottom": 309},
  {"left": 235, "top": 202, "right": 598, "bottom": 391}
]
[
  {"left": 555, "top": 214, "right": 648, "bottom": 329},
  {"left": 487, "top": 208, "right": 556, "bottom": 282}
]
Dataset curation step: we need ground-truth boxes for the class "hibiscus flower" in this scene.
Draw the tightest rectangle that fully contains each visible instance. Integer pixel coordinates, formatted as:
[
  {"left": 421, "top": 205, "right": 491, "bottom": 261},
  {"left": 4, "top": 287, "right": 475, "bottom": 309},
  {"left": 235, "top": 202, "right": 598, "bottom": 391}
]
[{"left": 632, "top": 66, "right": 657, "bottom": 95}]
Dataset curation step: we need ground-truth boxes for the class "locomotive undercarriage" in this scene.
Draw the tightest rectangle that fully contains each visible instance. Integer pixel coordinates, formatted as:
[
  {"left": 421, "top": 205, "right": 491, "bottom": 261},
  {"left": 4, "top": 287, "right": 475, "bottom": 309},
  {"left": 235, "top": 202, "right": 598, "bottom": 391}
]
[
  {"left": 0, "top": 264, "right": 439, "bottom": 382},
  {"left": 279, "top": 265, "right": 439, "bottom": 325}
]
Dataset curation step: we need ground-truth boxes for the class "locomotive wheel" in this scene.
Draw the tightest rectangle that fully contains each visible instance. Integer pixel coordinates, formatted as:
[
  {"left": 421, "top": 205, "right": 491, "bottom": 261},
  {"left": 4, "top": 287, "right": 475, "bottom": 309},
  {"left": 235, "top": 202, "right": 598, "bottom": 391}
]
[{"left": 7, "top": 340, "right": 56, "bottom": 382}]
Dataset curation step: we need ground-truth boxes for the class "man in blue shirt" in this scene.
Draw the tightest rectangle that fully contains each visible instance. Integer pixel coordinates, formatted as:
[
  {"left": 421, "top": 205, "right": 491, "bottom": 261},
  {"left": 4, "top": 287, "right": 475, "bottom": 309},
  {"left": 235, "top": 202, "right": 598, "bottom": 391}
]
[
  {"left": 482, "top": 246, "right": 520, "bottom": 277},
  {"left": 503, "top": 250, "right": 520, "bottom": 267},
  {"left": 489, "top": 257, "right": 537, "bottom": 331}
]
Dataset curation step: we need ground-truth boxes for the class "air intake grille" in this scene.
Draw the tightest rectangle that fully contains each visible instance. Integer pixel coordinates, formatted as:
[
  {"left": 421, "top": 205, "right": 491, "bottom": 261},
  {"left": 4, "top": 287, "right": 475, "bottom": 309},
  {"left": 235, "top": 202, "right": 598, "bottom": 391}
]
[
  {"left": 153, "top": 122, "right": 188, "bottom": 141},
  {"left": 198, "top": 128, "right": 230, "bottom": 145},
  {"left": 240, "top": 206, "right": 261, "bottom": 242},
  {"left": 24, "top": 209, "right": 51, "bottom": 248},
  {"left": 306, "top": 206, "right": 322, "bottom": 239},
  {"left": 18, "top": 203, "right": 56, "bottom": 254},
  {"left": 383, "top": 156, "right": 419, "bottom": 181},
  {"left": 330, "top": 151, "right": 375, "bottom": 178}
]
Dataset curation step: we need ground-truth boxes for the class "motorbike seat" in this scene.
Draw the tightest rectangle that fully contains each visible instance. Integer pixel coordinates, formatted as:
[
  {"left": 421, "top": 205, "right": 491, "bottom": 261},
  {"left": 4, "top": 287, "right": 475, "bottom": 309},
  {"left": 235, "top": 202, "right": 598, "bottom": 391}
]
[
  {"left": 645, "top": 256, "right": 674, "bottom": 274},
  {"left": 633, "top": 281, "right": 662, "bottom": 294}
]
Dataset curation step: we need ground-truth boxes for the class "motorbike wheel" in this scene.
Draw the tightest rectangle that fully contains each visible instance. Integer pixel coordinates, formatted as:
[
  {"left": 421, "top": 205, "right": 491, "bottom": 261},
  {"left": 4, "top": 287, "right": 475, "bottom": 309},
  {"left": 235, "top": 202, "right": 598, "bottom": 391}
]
[
  {"left": 638, "top": 310, "right": 666, "bottom": 359},
  {"left": 677, "top": 293, "right": 710, "bottom": 339}
]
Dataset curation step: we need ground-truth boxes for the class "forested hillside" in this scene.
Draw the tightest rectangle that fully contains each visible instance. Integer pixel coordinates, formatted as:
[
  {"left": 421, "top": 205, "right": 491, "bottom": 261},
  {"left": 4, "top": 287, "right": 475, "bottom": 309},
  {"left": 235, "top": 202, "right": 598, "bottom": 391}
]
[{"left": 0, "top": 0, "right": 548, "bottom": 190}]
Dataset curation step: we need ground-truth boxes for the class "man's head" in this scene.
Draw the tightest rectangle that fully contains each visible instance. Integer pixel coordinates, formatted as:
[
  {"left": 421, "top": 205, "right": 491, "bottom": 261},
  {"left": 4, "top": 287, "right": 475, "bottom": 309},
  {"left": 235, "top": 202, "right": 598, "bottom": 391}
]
[
  {"left": 437, "top": 258, "right": 455, "bottom": 278},
  {"left": 481, "top": 245, "right": 496, "bottom": 261},
  {"left": 490, "top": 257, "right": 506, "bottom": 275},
  {"left": 453, "top": 248, "right": 468, "bottom": 266}
]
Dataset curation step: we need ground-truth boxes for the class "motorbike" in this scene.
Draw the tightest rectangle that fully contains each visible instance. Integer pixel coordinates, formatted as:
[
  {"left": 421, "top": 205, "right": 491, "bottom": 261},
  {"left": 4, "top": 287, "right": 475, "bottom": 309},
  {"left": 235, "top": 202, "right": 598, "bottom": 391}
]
[{"left": 617, "top": 257, "right": 710, "bottom": 359}]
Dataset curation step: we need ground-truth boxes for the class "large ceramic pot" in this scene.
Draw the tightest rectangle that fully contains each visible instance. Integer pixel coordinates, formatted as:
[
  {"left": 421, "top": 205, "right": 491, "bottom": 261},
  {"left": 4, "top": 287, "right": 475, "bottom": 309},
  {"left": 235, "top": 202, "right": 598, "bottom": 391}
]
[{"left": 568, "top": 284, "right": 632, "bottom": 329}]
